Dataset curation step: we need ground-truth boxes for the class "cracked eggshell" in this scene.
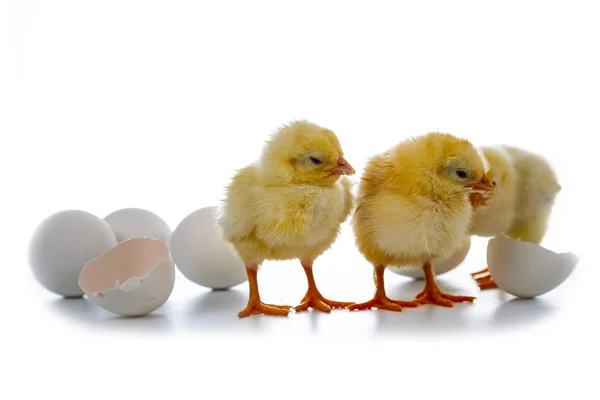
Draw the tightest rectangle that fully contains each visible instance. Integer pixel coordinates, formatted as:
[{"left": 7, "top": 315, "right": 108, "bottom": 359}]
[
  {"left": 390, "top": 236, "right": 471, "bottom": 279},
  {"left": 78, "top": 238, "right": 175, "bottom": 317},
  {"left": 29, "top": 210, "right": 118, "bottom": 297},
  {"left": 104, "top": 208, "right": 171, "bottom": 245},
  {"left": 487, "top": 234, "right": 578, "bottom": 298},
  {"left": 170, "top": 206, "right": 247, "bottom": 290}
]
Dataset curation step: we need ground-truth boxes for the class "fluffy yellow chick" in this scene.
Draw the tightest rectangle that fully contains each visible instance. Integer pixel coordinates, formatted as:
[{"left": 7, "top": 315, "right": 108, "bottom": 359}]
[
  {"left": 350, "top": 132, "right": 495, "bottom": 310},
  {"left": 469, "top": 145, "right": 561, "bottom": 289},
  {"left": 220, "top": 120, "right": 356, "bottom": 317}
]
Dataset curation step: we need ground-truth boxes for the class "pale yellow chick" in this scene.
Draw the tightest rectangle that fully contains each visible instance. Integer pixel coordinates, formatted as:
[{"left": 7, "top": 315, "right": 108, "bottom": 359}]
[
  {"left": 350, "top": 132, "right": 495, "bottom": 310},
  {"left": 220, "top": 120, "right": 355, "bottom": 317},
  {"left": 470, "top": 145, "right": 561, "bottom": 289}
]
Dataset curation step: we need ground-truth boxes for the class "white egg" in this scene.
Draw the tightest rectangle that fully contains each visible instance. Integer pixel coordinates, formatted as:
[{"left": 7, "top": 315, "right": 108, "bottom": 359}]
[
  {"left": 170, "top": 206, "right": 247, "bottom": 290},
  {"left": 104, "top": 208, "right": 171, "bottom": 244},
  {"left": 390, "top": 236, "right": 471, "bottom": 279},
  {"left": 487, "top": 234, "right": 579, "bottom": 298},
  {"left": 78, "top": 238, "right": 175, "bottom": 317},
  {"left": 29, "top": 210, "right": 118, "bottom": 297}
]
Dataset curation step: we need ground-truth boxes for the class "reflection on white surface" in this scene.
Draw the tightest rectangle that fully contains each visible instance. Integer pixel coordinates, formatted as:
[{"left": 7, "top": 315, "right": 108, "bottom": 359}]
[
  {"left": 48, "top": 297, "right": 175, "bottom": 334},
  {"left": 184, "top": 290, "right": 269, "bottom": 334},
  {"left": 490, "top": 298, "right": 555, "bottom": 329},
  {"left": 47, "top": 279, "right": 558, "bottom": 337}
]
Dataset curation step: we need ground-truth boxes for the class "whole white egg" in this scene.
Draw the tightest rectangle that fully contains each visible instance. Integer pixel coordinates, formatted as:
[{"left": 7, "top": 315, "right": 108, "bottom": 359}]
[
  {"left": 29, "top": 210, "right": 118, "bottom": 297},
  {"left": 79, "top": 237, "right": 175, "bottom": 317},
  {"left": 170, "top": 206, "right": 247, "bottom": 290},
  {"left": 104, "top": 208, "right": 171, "bottom": 245}
]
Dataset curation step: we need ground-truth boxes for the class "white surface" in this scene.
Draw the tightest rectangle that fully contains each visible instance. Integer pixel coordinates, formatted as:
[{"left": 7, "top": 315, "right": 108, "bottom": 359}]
[{"left": 2, "top": 1, "right": 598, "bottom": 399}]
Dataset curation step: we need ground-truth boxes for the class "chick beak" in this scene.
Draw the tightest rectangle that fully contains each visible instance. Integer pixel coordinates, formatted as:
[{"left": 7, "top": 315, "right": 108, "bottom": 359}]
[
  {"left": 327, "top": 156, "right": 356, "bottom": 176},
  {"left": 469, "top": 174, "right": 496, "bottom": 193}
]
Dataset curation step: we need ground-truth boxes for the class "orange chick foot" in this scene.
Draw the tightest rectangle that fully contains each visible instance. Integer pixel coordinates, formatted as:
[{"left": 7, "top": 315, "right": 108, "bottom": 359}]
[
  {"left": 294, "top": 289, "right": 352, "bottom": 312},
  {"left": 349, "top": 296, "right": 420, "bottom": 312},
  {"left": 414, "top": 290, "right": 476, "bottom": 307},
  {"left": 471, "top": 267, "right": 490, "bottom": 277},
  {"left": 471, "top": 268, "right": 499, "bottom": 290},
  {"left": 476, "top": 275, "right": 499, "bottom": 290},
  {"left": 238, "top": 302, "right": 292, "bottom": 318},
  {"left": 417, "top": 260, "right": 476, "bottom": 307},
  {"left": 296, "top": 263, "right": 354, "bottom": 312}
]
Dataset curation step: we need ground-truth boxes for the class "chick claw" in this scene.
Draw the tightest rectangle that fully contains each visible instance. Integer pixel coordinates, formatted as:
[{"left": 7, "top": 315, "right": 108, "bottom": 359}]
[
  {"left": 238, "top": 302, "right": 292, "bottom": 318},
  {"left": 414, "top": 290, "right": 476, "bottom": 307},
  {"left": 348, "top": 297, "right": 420, "bottom": 312},
  {"left": 294, "top": 292, "right": 353, "bottom": 313}
]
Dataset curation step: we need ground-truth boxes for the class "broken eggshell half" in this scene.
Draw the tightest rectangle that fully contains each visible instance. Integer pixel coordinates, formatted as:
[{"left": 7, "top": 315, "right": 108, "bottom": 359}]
[
  {"left": 487, "top": 234, "right": 578, "bottom": 298},
  {"left": 78, "top": 238, "right": 175, "bottom": 317}
]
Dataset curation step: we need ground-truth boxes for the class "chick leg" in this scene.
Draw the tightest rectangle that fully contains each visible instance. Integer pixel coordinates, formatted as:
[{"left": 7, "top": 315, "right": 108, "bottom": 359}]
[
  {"left": 238, "top": 266, "right": 292, "bottom": 318},
  {"left": 415, "top": 261, "right": 476, "bottom": 307},
  {"left": 294, "top": 261, "right": 353, "bottom": 312},
  {"left": 348, "top": 265, "right": 420, "bottom": 312}
]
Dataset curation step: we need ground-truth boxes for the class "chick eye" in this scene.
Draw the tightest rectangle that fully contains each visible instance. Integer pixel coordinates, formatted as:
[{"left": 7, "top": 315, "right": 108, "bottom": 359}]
[
  {"left": 308, "top": 157, "right": 323, "bottom": 165},
  {"left": 456, "top": 169, "right": 468, "bottom": 179},
  {"left": 492, "top": 181, "right": 497, "bottom": 187}
]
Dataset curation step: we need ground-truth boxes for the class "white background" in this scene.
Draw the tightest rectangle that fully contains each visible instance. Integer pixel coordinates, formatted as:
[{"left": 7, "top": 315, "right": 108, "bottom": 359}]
[{"left": 1, "top": 1, "right": 598, "bottom": 399}]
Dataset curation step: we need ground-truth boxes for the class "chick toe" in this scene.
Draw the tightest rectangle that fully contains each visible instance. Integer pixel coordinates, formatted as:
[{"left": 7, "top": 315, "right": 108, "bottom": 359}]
[
  {"left": 348, "top": 296, "right": 417, "bottom": 312},
  {"left": 238, "top": 302, "right": 292, "bottom": 318},
  {"left": 268, "top": 304, "right": 294, "bottom": 310},
  {"left": 471, "top": 267, "right": 490, "bottom": 277},
  {"left": 414, "top": 291, "right": 475, "bottom": 307},
  {"left": 476, "top": 275, "right": 499, "bottom": 290},
  {"left": 414, "top": 292, "right": 455, "bottom": 307},
  {"left": 470, "top": 268, "right": 499, "bottom": 290},
  {"left": 294, "top": 297, "right": 332, "bottom": 313},
  {"left": 294, "top": 294, "right": 353, "bottom": 312}
]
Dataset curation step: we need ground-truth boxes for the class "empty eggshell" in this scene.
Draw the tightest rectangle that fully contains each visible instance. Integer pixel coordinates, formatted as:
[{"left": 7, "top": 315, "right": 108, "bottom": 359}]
[
  {"left": 390, "top": 236, "right": 471, "bottom": 279},
  {"left": 487, "top": 234, "right": 578, "bottom": 298},
  {"left": 170, "top": 206, "right": 247, "bottom": 290},
  {"left": 78, "top": 238, "right": 175, "bottom": 317},
  {"left": 29, "top": 210, "right": 118, "bottom": 297},
  {"left": 104, "top": 208, "right": 171, "bottom": 245}
]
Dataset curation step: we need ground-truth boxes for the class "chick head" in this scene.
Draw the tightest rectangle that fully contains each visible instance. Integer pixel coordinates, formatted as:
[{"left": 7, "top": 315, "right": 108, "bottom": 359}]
[
  {"left": 260, "top": 120, "right": 355, "bottom": 186},
  {"left": 395, "top": 132, "right": 496, "bottom": 196},
  {"left": 479, "top": 146, "right": 515, "bottom": 202},
  {"left": 432, "top": 133, "right": 496, "bottom": 194}
]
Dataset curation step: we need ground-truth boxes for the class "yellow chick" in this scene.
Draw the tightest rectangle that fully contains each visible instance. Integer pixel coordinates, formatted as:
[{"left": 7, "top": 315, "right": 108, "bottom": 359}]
[
  {"left": 469, "top": 147, "right": 518, "bottom": 236},
  {"left": 220, "top": 120, "right": 356, "bottom": 317},
  {"left": 350, "top": 132, "right": 495, "bottom": 310},
  {"left": 470, "top": 145, "right": 561, "bottom": 289}
]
